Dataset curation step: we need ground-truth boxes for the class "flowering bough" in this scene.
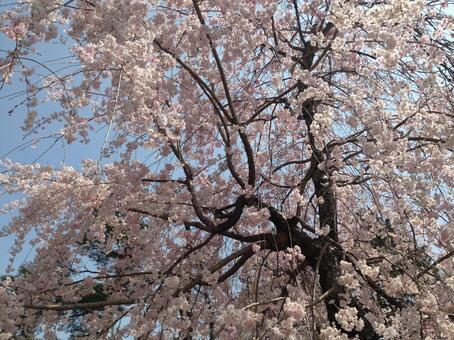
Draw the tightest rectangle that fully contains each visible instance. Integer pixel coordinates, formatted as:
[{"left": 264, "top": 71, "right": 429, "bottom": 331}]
[{"left": 1, "top": 0, "right": 454, "bottom": 339}]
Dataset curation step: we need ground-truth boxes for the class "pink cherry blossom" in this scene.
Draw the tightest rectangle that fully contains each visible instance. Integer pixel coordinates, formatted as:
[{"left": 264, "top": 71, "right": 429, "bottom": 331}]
[{"left": 0, "top": 0, "right": 453, "bottom": 338}]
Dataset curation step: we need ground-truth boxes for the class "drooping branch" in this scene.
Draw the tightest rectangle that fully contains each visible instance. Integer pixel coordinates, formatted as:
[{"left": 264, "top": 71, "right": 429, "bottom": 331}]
[
  {"left": 25, "top": 299, "right": 138, "bottom": 311},
  {"left": 217, "top": 248, "right": 255, "bottom": 283},
  {"left": 173, "top": 243, "right": 263, "bottom": 297}
]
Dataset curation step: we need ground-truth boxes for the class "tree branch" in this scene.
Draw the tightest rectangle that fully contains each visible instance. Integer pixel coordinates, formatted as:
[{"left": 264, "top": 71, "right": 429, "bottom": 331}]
[{"left": 25, "top": 299, "right": 138, "bottom": 311}]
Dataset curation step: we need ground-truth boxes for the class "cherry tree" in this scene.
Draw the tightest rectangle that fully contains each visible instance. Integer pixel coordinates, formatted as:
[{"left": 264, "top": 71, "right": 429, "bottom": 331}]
[{"left": 1, "top": 0, "right": 454, "bottom": 338}]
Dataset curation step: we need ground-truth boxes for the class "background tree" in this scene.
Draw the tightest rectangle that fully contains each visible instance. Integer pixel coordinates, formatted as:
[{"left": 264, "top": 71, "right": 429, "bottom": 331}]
[{"left": 1, "top": 0, "right": 454, "bottom": 339}]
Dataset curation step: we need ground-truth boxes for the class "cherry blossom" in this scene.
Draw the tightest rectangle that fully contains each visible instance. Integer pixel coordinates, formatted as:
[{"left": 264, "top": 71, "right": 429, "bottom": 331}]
[{"left": 0, "top": 0, "right": 453, "bottom": 338}]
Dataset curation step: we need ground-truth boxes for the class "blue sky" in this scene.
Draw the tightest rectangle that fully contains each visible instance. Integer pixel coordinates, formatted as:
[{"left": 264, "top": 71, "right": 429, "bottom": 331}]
[{"left": 0, "top": 31, "right": 108, "bottom": 274}]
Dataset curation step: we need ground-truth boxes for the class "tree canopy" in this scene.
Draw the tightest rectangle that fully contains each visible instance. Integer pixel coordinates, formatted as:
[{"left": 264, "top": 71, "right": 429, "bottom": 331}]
[{"left": 1, "top": 0, "right": 454, "bottom": 339}]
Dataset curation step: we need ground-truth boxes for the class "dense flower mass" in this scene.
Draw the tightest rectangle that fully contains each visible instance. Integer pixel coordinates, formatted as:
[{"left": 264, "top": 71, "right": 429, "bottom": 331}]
[{"left": 0, "top": 0, "right": 453, "bottom": 338}]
